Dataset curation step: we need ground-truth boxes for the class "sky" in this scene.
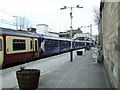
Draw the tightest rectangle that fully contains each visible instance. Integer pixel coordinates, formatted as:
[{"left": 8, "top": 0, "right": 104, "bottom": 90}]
[{"left": 0, "top": 0, "right": 100, "bottom": 35}]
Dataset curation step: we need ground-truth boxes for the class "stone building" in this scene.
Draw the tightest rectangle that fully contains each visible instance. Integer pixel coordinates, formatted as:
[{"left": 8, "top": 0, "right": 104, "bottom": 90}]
[
  {"left": 59, "top": 28, "right": 83, "bottom": 39},
  {"left": 73, "top": 33, "right": 96, "bottom": 41},
  {"left": 100, "top": 1, "right": 120, "bottom": 88},
  {"left": 36, "top": 24, "right": 49, "bottom": 35}
]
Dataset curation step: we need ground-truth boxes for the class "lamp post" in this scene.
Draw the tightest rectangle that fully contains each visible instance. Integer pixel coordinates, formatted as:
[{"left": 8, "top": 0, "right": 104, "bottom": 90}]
[{"left": 60, "top": 5, "right": 83, "bottom": 62}]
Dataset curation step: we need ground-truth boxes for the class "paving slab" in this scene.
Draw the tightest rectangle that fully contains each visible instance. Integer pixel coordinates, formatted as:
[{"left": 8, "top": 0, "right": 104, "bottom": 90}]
[{"left": 38, "top": 48, "right": 109, "bottom": 88}]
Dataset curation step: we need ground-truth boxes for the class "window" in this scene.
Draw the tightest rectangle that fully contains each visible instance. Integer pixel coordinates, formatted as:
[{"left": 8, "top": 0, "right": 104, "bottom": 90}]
[
  {"left": 13, "top": 39, "right": 26, "bottom": 51},
  {"left": 61, "top": 41, "right": 66, "bottom": 48},
  {"left": 75, "top": 43, "right": 79, "bottom": 47},
  {"left": 30, "top": 40, "right": 33, "bottom": 49},
  {"left": 45, "top": 40, "right": 48, "bottom": 51},
  {"left": 35, "top": 40, "right": 37, "bottom": 51},
  {"left": 0, "top": 39, "right": 2, "bottom": 51},
  {"left": 66, "top": 42, "right": 69, "bottom": 46},
  {"left": 53, "top": 41, "right": 57, "bottom": 48},
  {"left": 48, "top": 40, "right": 52, "bottom": 48}
]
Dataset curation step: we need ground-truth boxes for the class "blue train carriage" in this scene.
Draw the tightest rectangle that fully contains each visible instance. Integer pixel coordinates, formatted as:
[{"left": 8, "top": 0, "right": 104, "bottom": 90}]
[
  {"left": 59, "top": 38, "right": 71, "bottom": 53},
  {"left": 38, "top": 36, "right": 71, "bottom": 58},
  {"left": 80, "top": 41, "right": 86, "bottom": 48},
  {"left": 73, "top": 40, "right": 85, "bottom": 50},
  {"left": 73, "top": 40, "right": 80, "bottom": 50},
  {"left": 85, "top": 40, "right": 94, "bottom": 50},
  {"left": 79, "top": 40, "right": 86, "bottom": 49}
]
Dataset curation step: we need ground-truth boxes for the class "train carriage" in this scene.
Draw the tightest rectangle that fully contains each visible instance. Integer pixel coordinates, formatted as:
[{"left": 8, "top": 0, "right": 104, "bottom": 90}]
[
  {"left": 35, "top": 34, "right": 71, "bottom": 58},
  {"left": 0, "top": 27, "right": 39, "bottom": 66},
  {"left": 60, "top": 40, "right": 71, "bottom": 53}
]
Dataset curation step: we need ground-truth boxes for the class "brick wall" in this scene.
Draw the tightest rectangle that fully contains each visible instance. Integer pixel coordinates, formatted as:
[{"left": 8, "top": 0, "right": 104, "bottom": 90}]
[
  {"left": 118, "top": 3, "right": 120, "bottom": 90},
  {"left": 100, "top": 2, "right": 119, "bottom": 88}
]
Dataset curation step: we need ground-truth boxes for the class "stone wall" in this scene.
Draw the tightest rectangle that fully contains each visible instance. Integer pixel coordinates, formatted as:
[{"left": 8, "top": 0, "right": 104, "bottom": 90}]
[
  {"left": 100, "top": 2, "right": 119, "bottom": 88},
  {"left": 118, "top": 3, "right": 120, "bottom": 90}
]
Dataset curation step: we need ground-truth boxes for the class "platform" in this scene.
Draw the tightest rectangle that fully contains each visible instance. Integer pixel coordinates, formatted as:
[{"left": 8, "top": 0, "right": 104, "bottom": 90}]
[
  {"left": 1, "top": 48, "right": 109, "bottom": 89},
  {"left": 38, "top": 48, "right": 109, "bottom": 88}
]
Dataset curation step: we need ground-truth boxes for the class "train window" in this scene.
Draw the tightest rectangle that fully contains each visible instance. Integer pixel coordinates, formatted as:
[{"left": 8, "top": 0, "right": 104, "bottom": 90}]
[
  {"left": 76, "top": 43, "right": 79, "bottom": 47},
  {"left": 61, "top": 42, "right": 63, "bottom": 47},
  {"left": 48, "top": 40, "right": 52, "bottom": 48},
  {"left": 66, "top": 42, "right": 69, "bottom": 47},
  {"left": 53, "top": 41, "right": 57, "bottom": 48},
  {"left": 45, "top": 40, "right": 48, "bottom": 51},
  {"left": 64, "top": 42, "right": 66, "bottom": 47},
  {"left": 0, "top": 39, "right": 2, "bottom": 51},
  {"left": 62, "top": 42, "right": 65, "bottom": 47},
  {"left": 35, "top": 40, "right": 37, "bottom": 51},
  {"left": 58, "top": 41, "right": 60, "bottom": 47},
  {"left": 30, "top": 40, "right": 33, "bottom": 49},
  {"left": 79, "top": 42, "right": 81, "bottom": 45},
  {"left": 13, "top": 39, "right": 26, "bottom": 51}
]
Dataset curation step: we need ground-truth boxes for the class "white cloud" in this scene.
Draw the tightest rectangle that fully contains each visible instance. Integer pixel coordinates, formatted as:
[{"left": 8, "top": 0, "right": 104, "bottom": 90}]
[{"left": 0, "top": 0, "right": 100, "bottom": 35}]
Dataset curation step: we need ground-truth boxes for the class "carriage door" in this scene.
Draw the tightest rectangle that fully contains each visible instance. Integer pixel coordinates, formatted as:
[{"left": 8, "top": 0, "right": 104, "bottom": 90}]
[
  {"left": 33, "top": 38, "right": 38, "bottom": 58},
  {"left": 0, "top": 36, "right": 4, "bottom": 66}
]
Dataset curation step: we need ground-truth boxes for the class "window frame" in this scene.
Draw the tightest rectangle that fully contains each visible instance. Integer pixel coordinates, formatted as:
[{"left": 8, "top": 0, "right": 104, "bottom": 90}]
[
  {"left": 48, "top": 40, "right": 52, "bottom": 49},
  {"left": 53, "top": 40, "right": 57, "bottom": 48},
  {"left": 30, "top": 40, "right": 33, "bottom": 50},
  {"left": 35, "top": 40, "right": 38, "bottom": 51},
  {"left": 13, "top": 39, "right": 26, "bottom": 51}
]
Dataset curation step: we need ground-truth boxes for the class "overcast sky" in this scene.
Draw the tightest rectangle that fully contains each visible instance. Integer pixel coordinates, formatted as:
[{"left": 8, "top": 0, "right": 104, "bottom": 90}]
[{"left": 0, "top": 0, "right": 100, "bottom": 35}]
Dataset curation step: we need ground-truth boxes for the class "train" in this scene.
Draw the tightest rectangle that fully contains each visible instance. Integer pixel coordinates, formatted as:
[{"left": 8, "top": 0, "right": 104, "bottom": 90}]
[{"left": 0, "top": 27, "right": 94, "bottom": 66}]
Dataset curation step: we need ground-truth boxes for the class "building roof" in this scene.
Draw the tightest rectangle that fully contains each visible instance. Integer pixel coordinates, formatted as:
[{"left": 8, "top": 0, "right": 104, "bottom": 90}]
[{"left": 36, "top": 24, "right": 48, "bottom": 26}]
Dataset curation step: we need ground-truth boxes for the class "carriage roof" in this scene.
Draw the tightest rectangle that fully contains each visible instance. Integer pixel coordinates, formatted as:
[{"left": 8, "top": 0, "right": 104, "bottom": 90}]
[{"left": 0, "top": 27, "right": 39, "bottom": 38}]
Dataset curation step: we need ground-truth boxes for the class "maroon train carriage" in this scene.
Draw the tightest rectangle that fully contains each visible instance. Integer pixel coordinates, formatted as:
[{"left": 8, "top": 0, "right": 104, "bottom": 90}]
[{"left": 0, "top": 28, "right": 40, "bottom": 66}]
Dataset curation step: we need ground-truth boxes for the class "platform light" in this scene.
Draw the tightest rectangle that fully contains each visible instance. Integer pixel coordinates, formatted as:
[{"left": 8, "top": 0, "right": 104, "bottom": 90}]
[{"left": 60, "top": 5, "right": 83, "bottom": 62}]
